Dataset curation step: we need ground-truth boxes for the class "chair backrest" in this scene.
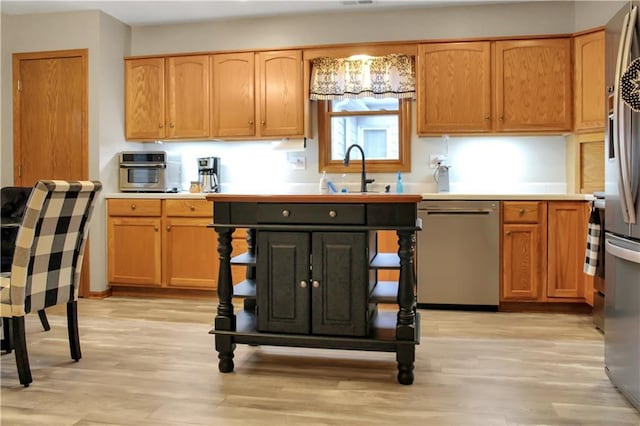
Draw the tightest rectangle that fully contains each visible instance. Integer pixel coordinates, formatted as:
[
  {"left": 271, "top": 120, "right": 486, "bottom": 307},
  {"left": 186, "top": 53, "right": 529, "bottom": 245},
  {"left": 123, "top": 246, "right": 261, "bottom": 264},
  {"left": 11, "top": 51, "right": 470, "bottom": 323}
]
[{"left": 9, "top": 180, "right": 101, "bottom": 316}]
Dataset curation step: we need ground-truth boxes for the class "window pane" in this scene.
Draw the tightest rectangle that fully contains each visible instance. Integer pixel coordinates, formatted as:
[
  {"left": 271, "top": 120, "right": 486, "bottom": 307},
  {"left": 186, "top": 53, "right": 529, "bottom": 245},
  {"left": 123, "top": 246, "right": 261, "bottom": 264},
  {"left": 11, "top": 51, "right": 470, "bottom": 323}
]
[
  {"left": 330, "top": 114, "right": 398, "bottom": 160},
  {"left": 332, "top": 97, "right": 399, "bottom": 112}
]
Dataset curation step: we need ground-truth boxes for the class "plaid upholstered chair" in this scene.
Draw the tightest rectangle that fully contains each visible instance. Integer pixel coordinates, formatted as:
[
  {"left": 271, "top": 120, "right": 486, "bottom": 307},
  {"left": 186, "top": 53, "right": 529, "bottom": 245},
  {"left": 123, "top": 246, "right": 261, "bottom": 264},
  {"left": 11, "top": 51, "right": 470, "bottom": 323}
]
[{"left": 0, "top": 180, "right": 101, "bottom": 386}]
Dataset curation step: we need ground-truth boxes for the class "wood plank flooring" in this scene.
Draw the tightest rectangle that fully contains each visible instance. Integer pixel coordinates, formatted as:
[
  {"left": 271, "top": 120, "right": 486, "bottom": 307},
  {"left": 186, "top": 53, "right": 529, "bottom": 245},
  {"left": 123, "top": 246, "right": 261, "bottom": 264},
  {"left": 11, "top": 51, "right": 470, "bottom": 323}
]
[{"left": 2, "top": 297, "right": 639, "bottom": 425}]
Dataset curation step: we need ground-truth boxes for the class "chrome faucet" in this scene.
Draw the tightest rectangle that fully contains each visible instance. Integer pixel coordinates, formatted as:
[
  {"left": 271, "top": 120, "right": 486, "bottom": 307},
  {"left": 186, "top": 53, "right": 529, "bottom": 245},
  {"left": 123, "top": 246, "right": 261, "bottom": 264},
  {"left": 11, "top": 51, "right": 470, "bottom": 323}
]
[{"left": 343, "top": 144, "right": 375, "bottom": 192}]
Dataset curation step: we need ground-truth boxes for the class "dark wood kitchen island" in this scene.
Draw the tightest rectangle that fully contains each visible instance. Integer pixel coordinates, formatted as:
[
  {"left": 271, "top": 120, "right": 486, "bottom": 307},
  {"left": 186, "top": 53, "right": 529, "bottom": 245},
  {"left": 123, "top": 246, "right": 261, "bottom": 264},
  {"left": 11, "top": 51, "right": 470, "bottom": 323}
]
[{"left": 206, "top": 193, "right": 422, "bottom": 384}]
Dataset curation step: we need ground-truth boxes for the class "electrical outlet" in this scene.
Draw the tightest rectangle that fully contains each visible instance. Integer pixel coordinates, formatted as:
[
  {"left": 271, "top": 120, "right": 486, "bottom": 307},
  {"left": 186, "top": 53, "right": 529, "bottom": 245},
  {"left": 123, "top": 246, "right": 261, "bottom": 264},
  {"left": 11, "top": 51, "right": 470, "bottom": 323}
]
[{"left": 429, "top": 154, "right": 447, "bottom": 169}]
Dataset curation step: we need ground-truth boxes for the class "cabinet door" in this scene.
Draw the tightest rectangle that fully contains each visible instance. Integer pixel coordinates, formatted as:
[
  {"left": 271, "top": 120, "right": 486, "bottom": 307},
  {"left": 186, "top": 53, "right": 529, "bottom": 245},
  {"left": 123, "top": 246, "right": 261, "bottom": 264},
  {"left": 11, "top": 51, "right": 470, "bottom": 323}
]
[
  {"left": 108, "top": 217, "right": 162, "bottom": 286},
  {"left": 166, "top": 55, "right": 210, "bottom": 139},
  {"left": 311, "top": 232, "right": 368, "bottom": 336},
  {"left": 547, "top": 202, "right": 589, "bottom": 299},
  {"left": 417, "top": 42, "right": 492, "bottom": 134},
  {"left": 256, "top": 231, "right": 310, "bottom": 334},
  {"left": 574, "top": 30, "right": 605, "bottom": 132},
  {"left": 502, "top": 224, "right": 546, "bottom": 300},
  {"left": 256, "top": 50, "right": 304, "bottom": 137},
  {"left": 376, "top": 230, "right": 399, "bottom": 282},
  {"left": 211, "top": 52, "right": 256, "bottom": 138},
  {"left": 125, "top": 58, "right": 165, "bottom": 140},
  {"left": 495, "top": 38, "right": 572, "bottom": 132},
  {"left": 164, "top": 217, "right": 218, "bottom": 289}
]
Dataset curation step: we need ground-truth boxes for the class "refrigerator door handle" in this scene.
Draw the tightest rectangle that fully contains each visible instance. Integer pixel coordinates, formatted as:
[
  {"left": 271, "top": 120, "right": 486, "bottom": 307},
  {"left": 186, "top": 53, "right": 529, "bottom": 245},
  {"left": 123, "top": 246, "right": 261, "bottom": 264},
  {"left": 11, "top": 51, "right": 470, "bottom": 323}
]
[{"left": 606, "top": 239, "right": 640, "bottom": 264}]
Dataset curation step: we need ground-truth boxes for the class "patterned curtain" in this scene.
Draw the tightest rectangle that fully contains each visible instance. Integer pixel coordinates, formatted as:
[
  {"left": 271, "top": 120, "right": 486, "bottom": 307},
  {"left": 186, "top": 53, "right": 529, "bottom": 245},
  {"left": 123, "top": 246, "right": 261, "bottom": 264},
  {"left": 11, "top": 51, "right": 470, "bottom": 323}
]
[{"left": 309, "top": 54, "right": 415, "bottom": 100}]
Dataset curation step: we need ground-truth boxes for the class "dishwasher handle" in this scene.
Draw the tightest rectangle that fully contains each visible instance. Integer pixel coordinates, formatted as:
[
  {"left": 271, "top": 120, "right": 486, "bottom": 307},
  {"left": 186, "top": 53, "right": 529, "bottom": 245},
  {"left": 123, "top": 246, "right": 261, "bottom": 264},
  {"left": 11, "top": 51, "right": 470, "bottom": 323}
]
[{"left": 422, "top": 209, "right": 495, "bottom": 215}]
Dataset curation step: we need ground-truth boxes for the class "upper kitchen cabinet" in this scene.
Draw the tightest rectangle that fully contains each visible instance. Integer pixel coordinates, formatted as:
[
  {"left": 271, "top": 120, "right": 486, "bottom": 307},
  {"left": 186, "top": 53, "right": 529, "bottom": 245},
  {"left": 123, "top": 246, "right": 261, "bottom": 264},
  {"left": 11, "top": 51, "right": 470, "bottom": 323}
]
[
  {"left": 494, "top": 38, "right": 572, "bottom": 132},
  {"left": 573, "top": 30, "right": 605, "bottom": 132},
  {"left": 211, "top": 50, "right": 305, "bottom": 139},
  {"left": 417, "top": 41, "right": 492, "bottom": 134},
  {"left": 125, "top": 55, "right": 210, "bottom": 141}
]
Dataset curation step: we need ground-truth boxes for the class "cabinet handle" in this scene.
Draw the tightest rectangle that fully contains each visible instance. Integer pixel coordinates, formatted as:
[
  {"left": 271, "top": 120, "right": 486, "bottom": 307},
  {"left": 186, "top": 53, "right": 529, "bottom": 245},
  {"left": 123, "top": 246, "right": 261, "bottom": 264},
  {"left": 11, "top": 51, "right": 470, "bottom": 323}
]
[
  {"left": 300, "top": 280, "right": 307, "bottom": 288},
  {"left": 328, "top": 210, "right": 337, "bottom": 218},
  {"left": 282, "top": 209, "right": 290, "bottom": 217},
  {"left": 130, "top": 204, "right": 136, "bottom": 210},
  {"left": 312, "top": 280, "right": 320, "bottom": 288},
  {"left": 154, "top": 226, "right": 159, "bottom": 232},
  {"left": 166, "top": 225, "right": 171, "bottom": 231}
]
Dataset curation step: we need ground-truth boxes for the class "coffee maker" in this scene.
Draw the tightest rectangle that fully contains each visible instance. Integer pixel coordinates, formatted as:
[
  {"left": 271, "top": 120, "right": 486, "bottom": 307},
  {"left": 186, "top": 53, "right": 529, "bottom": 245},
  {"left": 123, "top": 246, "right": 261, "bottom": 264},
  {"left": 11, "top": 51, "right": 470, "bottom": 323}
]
[{"left": 198, "top": 157, "right": 220, "bottom": 193}]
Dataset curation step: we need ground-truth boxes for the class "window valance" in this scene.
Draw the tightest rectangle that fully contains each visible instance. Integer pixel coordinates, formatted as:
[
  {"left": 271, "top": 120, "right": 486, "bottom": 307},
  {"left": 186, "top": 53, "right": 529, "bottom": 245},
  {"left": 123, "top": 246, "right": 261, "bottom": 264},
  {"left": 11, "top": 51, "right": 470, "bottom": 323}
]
[{"left": 309, "top": 53, "right": 415, "bottom": 101}]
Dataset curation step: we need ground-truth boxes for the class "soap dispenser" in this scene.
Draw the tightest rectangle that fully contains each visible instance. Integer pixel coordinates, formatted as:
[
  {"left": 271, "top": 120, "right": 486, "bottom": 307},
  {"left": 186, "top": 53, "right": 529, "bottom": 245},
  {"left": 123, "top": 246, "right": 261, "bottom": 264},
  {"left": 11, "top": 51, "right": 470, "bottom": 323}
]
[
  {"left": 396, "top": 171, "right": 404, "bottom": 193},
  {"left": 319, "top": 171, "right": 329, "bottom": 194}
]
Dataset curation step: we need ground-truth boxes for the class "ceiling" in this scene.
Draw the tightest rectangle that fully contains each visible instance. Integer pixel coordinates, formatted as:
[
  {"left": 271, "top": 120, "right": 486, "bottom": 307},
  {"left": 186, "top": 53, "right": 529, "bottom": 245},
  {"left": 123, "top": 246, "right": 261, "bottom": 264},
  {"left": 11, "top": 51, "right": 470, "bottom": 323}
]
[{"left": 1, "top": 0, "right": 519, "bottom": 26}]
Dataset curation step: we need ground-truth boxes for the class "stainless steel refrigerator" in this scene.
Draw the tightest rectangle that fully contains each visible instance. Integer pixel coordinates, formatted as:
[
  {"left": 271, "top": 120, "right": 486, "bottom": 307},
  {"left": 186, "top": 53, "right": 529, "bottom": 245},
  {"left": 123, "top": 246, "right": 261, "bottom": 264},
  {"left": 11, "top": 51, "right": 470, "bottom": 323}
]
[{"left": 605, "top": 3, "right": 640, "bottom": 412}]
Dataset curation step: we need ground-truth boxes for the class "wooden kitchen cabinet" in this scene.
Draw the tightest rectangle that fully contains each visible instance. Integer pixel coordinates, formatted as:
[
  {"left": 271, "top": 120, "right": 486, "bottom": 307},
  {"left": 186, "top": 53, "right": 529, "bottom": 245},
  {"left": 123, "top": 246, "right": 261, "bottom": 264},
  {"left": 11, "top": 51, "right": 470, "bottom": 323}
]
[
  {"left": 547, "top": 201, "right": 590, "bottom": 299},
  {"left": 125, "top": 55, "right": 210, "bottom": 140},
  {"left": 107, "top": 199, "right": 162, "bottom": 286},
  {"left": 108, "top": 198, "right": 218, "bottom": 291},
  {"left": 417, "top": 41, "right": 492, "bottom": 134},
  {"left": 573, "top": 30, "right": 605, "bottom": 132},
  {"left": 501, "top": 201, "right": 590, "bottom": 303},
  {"left": 211, "top": 50, "right": 304, "bottom": 139},
  {"left": 494, "top": 38, "right": 572, "bottom": 132},
  {"left": 502, "top": 202, "right": 547, "bottom": 301}
]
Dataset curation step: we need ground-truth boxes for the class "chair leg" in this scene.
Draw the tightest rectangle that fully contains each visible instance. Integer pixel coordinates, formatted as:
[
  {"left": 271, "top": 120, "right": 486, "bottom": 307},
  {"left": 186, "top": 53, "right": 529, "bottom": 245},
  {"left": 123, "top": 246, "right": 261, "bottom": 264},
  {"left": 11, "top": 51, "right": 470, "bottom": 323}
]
[
  {"left": 38, "top": 310, "right": 51, "bottom": 331},
  {"left": 12, "top": 316, "right": 32, "bottom": 387},
  {"left": 1, "top": 317, "right": 13, "bottom": 353},
  {"left": 67, "top": 301, "right": 81, "bottom": 361}
]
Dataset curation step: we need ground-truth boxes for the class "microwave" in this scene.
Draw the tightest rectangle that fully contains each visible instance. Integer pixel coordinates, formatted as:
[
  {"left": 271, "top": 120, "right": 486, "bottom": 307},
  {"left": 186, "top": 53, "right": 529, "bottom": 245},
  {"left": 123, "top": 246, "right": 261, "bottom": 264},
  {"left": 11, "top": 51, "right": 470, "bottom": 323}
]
[{"left": 119, "top": 151, "right": 181, "bottom": 192}]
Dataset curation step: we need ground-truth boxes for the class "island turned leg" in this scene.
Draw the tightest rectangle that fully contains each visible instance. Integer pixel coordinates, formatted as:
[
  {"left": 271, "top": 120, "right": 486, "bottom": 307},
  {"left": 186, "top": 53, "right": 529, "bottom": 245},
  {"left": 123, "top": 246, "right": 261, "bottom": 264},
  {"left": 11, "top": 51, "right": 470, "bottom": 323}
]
[
  {"left": 243, "top": 228, "right": 257, "bottom": 312},
  {"left": 214, "top": 227, "right": 236, "bottom": 373},
  {"left": 396, "top": 229, "right": 417, "bottom": 385}
]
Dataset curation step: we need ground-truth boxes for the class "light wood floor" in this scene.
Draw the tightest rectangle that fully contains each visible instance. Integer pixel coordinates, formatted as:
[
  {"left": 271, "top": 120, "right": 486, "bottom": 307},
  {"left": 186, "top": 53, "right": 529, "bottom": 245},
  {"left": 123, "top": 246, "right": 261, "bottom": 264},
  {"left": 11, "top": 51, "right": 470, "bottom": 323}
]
[{"left": 2, "top": 297, "right": 639, "bottom": 425}]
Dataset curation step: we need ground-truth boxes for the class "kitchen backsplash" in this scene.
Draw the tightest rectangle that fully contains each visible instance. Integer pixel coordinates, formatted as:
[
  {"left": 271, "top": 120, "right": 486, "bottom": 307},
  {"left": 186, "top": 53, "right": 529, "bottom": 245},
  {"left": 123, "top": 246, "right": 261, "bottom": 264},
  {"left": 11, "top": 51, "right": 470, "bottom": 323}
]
[{"left": 157, "top": 134, "right": 567, "bottom": 194}]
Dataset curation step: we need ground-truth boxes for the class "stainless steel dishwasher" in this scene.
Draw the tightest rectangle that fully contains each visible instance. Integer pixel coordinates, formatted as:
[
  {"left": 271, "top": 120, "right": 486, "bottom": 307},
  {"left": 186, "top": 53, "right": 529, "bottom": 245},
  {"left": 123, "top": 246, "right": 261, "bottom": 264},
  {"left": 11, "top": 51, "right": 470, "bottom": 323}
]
[{"left": 417, "top": 200, "right": 500, "bottom": 310}]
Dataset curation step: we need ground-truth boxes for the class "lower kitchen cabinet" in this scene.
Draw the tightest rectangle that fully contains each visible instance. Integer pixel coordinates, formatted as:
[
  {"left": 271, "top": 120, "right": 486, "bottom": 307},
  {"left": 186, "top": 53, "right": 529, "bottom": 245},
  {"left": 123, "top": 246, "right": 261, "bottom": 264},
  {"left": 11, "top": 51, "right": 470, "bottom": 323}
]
[
  {"left": 107, "top": 198, "right": 219, "bottom": 291},
  {"left": 256, "top": 231, "right": 371, "bottom": 336},
  {"left": 501, "top": 200, "right": 589, "bottom": 303}
]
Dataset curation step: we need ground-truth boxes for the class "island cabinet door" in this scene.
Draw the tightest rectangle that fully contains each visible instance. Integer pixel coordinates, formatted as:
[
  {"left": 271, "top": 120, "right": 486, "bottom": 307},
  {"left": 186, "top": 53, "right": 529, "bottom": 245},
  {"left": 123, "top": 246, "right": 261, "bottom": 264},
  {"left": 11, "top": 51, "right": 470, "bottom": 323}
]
[
  {"left": 311, "top": 232, "right": 369, "bottom": 337},
  {"left": 256, "top": 231, "right": 310, "bottom": 334}
]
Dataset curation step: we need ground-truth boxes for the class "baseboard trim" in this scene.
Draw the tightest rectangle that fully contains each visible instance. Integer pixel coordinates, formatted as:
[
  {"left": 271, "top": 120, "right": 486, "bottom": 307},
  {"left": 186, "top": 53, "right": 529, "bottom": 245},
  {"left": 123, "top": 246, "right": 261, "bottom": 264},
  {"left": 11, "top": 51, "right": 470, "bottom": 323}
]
[
  {"left": 109, "top": 286, "right": 216, "bottom": 299},
  {"left": 85, "top": 289, "right": 112, "bottom": 299},
  {"left": 499, "top": 302, "right": 592, "bottom": 314}
]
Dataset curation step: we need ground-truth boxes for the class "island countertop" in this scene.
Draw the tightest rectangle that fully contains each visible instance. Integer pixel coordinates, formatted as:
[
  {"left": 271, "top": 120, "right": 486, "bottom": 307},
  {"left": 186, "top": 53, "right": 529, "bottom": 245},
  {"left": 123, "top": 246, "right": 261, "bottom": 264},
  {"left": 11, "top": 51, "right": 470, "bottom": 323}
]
[{"left": 204, "top": 193, "right": 423, "bottom": 203}]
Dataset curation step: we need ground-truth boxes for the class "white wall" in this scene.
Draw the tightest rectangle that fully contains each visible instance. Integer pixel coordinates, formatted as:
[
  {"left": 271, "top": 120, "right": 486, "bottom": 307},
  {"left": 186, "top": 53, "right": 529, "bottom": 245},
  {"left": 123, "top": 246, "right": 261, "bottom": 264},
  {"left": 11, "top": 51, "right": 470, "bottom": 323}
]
[
  {"left": 1, "top": 10, "right": 131, "bottom": 293},
  {"left": 574, "top": 0, "right": 625, "bottom": 31}
]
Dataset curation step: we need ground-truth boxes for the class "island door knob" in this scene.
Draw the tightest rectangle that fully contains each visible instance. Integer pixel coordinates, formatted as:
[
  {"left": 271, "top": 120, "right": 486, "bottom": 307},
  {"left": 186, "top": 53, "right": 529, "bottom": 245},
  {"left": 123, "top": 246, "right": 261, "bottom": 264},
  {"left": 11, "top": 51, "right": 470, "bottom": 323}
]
[
  {"left": 282, "top": 209, "right": 290, "bottom": 217},
  {"left": 300, "top": 280, "right": 307, "bottom": 288},
  {"left": 312, "top": 280, "right": 320, "bottom": 288},
  {"left": 329, "top": 210, "right": 337, "bottom": 218}
]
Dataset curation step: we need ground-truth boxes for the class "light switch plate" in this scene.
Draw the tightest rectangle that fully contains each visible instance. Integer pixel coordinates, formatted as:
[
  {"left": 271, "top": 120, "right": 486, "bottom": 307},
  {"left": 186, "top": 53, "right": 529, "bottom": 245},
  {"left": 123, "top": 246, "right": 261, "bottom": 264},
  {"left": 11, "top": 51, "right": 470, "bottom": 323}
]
[{"left": 288, "top": 153, "right": 306, "bottom": 170}]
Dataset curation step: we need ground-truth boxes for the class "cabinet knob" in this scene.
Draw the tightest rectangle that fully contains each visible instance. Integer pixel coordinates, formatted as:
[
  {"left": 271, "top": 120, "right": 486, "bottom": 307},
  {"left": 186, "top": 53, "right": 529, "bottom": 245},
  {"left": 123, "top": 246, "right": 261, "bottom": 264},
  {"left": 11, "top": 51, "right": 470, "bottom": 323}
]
[
  {"left": 249, "top": 120, "right": 254, "bottom": 125},
  {"left": 154, "top": 226, "right": 159, "bottom": 232},
  {"left": 312, "top": 280, "right": 320, "bottom": 288},
  {"left": 519, "top": 208, "right": 525, "bottom": 215},
  {"left": 505, "top": 230, "right": 512, "bottom": 236},
  {"left": 261, "top": 121, "right": 266, "bottom": 126},
  {"left": 282, "top": 209, "right": 290, "bottom": 217},
  {"left": 169, "top": 123, "right": 175, "bottom": 128},
  {"left": 499, "top": 116, "right": 504, "bottom": 121},
  {"left": 328, "top": 210, "right": 337, "bottom": 218},
  {"left": 131, "top": 204, "right": 136, "bottom": 210},
  {"left": 158, "top": 124, "right": 163, "bottom": 129},
  {"left": 484, "top": 116, "right": 490, "bottom": 121},
  {"left": 189, "top": 205, "right": 195, "bottom": 211},
  {"left": 166, "top": 225, "right": 171, "bottom": 231},
  {"left": 300, "top": 280, "right": 307, "bottom": 288}
]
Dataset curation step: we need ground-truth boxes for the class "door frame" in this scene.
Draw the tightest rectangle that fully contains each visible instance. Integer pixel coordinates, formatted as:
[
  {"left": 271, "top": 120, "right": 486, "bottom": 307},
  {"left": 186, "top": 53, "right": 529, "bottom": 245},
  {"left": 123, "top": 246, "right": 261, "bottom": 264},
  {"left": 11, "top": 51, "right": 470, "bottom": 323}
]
[{"left": 12, "top": 48, "right": 90, "bottom": 296}]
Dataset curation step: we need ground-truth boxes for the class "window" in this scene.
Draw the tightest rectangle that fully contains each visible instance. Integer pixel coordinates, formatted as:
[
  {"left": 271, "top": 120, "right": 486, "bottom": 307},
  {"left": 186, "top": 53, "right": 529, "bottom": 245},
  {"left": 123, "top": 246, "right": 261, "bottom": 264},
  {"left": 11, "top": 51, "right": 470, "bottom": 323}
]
[{"left": 318, "top": 98, "right": 411, "bottom": 173}]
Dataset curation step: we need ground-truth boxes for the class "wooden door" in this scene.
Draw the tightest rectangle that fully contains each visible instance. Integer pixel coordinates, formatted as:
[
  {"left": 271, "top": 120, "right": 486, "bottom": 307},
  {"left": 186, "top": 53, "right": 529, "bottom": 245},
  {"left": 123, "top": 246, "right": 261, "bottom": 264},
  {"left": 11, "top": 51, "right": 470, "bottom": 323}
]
[
  {"left": 574, "top": 30, "right": 605, "bottom": 132},
  {"left": 125, "top": 57, "right": 165, "bottom": 140},
  {"left": 211, "top": 52, "right": 255, "bottom": 138},
  {"left": 312, "top": 232, "right": 368, "bottom": 336},
  {"left": 256, "top": 50, "right": 304, "bottom": 137},
  {"left": 494, "top": 38, "right": 572, "bottom": 132},
  {"left": 256, "top": 231, "right": 310, "bottom": 334},
  {"left": 547, "top": 202, "right": 589, "bottom": 299},
  {"left": 107, "top": 217, "right": 162, "bottom": 286},
  {"left": 502, "top": 224, "right": 545, "bottom": 300},
  {"left": 166, "top": 55, "right": 210, "bottom": 139},
  {"left": 417, "top": 42, "right": 492, "bottom": 134},
  {"left": 164, "top": 217, "right": 218, "bottom": 289},
  {"left": 13, "top": 49, "right": 90, "bottom": 295}
]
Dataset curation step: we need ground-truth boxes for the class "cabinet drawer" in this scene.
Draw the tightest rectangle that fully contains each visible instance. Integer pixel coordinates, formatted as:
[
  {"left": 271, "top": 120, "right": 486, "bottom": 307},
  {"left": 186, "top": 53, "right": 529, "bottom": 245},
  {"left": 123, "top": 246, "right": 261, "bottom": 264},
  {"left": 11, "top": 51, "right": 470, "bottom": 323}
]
[
  {"left": 503, "top": 202, "right": 543, "bottom": 224},
  {"left": 108, "top": 199, "right": 161, "bottom": 217},
  {"left": 165, "top": 199, "right": 212, "bottom": 217},
  {"left": 257, "top": 203, "right": 365, "bottom": 224}
]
